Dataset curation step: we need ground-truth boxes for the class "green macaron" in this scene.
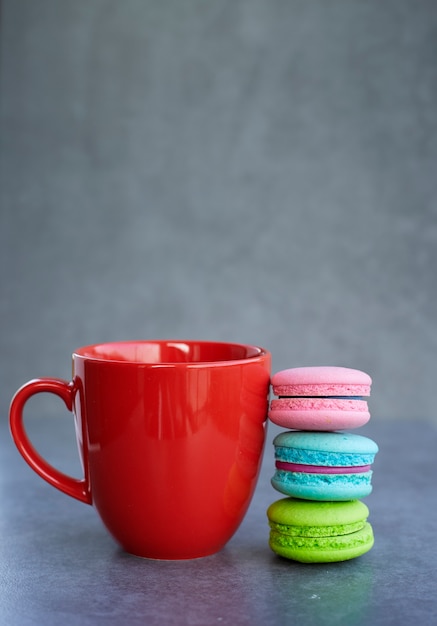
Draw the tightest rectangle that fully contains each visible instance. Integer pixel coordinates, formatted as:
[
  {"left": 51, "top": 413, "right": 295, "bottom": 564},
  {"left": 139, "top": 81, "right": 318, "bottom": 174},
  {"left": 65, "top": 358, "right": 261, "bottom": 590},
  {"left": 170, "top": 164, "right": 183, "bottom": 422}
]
[{"left": 267, "top": 497, "right": 374, "bottom": 563}]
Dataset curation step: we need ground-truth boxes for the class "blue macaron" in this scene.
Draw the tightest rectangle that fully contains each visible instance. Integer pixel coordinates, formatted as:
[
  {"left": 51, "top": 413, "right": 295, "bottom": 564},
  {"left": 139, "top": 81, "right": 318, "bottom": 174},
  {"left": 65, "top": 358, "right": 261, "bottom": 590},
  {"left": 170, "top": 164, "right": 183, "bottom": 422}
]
[{"left": 271, "top": 431, "right": 379, "bottom": 501}]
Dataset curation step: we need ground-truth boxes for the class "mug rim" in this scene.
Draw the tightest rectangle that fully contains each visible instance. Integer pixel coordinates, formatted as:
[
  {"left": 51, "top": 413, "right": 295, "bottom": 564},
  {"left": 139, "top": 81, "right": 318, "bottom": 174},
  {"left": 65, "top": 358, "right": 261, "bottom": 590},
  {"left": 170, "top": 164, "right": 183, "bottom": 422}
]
[{"left": 73, "top": 340, "right": 270, "bottom": 366}]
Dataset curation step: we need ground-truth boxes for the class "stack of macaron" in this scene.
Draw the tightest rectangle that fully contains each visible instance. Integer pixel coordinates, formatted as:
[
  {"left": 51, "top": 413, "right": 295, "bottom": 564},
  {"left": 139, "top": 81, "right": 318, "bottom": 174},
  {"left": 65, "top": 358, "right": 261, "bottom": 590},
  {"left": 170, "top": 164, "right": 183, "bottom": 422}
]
[{"left": 266, "top": 366, "right": 379, "bottom": 563}]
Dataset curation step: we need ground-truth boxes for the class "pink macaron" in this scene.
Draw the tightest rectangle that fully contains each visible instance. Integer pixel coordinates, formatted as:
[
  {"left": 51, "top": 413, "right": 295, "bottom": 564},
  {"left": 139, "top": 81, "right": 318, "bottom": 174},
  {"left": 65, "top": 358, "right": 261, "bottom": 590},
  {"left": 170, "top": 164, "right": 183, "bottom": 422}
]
[{"left": 269, "top": 366, "right": 372, "bottom": 431}]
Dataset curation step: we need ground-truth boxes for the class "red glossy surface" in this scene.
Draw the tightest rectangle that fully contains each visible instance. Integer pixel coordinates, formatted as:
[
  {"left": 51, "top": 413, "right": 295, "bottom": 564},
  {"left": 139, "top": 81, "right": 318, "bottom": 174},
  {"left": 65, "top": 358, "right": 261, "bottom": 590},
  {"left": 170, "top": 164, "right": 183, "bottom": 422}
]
[{"left": 9, "top": 341, "right": 271, "bottom": 559}]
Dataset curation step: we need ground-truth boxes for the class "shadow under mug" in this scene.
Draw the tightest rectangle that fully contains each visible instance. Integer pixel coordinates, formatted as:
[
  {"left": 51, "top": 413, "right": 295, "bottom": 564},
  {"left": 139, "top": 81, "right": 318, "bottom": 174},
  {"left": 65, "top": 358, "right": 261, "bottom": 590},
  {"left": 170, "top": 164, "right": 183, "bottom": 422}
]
[{"left": 9, "top": 340, "right": 271, "bottom": 559}]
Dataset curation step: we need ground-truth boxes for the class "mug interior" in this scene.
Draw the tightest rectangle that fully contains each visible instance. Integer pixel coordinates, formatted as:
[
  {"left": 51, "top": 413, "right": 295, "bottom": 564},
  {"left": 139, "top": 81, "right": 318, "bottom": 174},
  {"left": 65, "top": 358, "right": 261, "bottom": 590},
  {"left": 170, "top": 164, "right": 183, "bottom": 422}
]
[{"left": 74, "top": 341, "right": 266, "bottom": 364}]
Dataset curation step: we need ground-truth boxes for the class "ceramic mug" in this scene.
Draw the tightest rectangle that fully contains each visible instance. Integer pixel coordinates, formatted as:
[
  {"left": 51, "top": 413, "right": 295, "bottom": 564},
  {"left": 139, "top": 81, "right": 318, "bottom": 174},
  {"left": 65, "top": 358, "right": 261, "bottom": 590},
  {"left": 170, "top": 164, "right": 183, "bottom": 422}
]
[{"left": 9, "top": 340, "right": 271, "bottom": 559}]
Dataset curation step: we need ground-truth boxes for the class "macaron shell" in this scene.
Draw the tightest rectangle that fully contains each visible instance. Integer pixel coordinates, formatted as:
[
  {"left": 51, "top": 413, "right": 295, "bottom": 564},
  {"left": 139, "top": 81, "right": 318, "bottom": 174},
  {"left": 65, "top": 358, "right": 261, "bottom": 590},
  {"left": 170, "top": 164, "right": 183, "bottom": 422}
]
[
  {"left": 273, "top": 431, "right": 378, "bottom": 454},
  {"left": 267, "top": 497, "right": 370, "bottom": 528},
  {"left": 269, "top": 396, "right": 370, "bottom": 431},
  {"left": 269, "top": 518, "right": 366, "bottom": 537},
  {"left": 274, "top": 449, "right": 375, "bottom": 468},
  {"left": 273, "top": 383, "right": 370, "bottom": 397},
  {"left": 271, "top": 366, "right": 372, "bottom": 397},
  {"left": 271, "top": 398, "right": 369, "bottom": 412},
  {"left": 271, "top": 470, "right": 373, "bottom": 500},
  {"left": 269, "top": 523, "right": 374, "bottom": 563},
  {"left": 268, "top": 408, "right": 370, "bottom": 431}
]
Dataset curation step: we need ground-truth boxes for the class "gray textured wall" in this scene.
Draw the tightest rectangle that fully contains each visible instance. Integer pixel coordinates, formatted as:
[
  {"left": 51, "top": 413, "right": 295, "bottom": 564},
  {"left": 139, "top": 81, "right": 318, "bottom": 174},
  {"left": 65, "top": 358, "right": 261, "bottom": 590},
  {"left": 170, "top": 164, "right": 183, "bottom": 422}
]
[{"left": 2, "top": 0, "right": 437, "bottom": 421}]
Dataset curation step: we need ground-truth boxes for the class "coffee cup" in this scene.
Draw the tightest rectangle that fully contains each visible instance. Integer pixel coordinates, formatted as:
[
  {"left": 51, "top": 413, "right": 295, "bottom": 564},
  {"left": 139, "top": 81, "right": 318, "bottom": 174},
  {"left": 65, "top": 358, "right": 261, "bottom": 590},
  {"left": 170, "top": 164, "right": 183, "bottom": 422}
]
[{"left": 9, "top": 340, "right": 271, "bottom": 559}]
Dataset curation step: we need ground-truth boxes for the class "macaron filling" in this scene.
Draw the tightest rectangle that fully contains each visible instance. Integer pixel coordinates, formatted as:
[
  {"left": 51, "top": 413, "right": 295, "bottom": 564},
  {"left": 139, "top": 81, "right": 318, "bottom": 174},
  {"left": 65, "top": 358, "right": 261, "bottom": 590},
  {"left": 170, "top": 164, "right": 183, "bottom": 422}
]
[{"left": 275, "top": 461, "right": 372, "bottom": 474}]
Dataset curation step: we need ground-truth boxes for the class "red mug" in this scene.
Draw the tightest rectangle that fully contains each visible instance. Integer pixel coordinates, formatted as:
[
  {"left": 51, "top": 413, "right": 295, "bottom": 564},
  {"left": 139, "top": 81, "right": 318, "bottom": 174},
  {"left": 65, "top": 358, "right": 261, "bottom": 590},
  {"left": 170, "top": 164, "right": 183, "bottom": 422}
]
[{"left": 9, "top": 340, "right": 271, "bottom": 559}]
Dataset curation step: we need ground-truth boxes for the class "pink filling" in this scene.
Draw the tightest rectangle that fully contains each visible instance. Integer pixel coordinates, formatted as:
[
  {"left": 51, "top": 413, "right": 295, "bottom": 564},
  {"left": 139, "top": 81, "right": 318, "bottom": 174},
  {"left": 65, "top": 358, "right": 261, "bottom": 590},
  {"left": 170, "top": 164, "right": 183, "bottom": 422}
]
[{"left": 275, "top": 461, "right": 371, "bottom": 474}]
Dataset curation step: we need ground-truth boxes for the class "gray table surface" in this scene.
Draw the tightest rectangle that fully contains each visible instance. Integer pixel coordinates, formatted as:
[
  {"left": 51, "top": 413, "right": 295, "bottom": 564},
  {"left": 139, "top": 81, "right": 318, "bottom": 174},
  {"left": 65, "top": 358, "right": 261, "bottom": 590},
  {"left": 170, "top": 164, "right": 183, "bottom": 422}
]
[{"left": 1, "top": 415, "right": 436, "bottom": 626}]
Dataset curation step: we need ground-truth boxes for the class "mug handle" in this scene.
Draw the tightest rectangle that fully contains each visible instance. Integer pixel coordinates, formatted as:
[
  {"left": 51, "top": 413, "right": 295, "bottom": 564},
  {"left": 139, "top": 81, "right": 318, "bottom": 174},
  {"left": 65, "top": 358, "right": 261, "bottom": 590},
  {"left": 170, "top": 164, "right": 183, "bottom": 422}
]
[{"left": 9, "top": 378, "right": 91, "bottom": 505}]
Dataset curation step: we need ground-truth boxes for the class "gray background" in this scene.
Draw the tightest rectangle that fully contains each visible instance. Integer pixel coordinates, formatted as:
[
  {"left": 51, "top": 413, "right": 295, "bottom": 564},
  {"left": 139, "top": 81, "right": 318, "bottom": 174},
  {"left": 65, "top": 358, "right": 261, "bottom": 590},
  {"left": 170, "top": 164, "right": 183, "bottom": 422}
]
[{"left": 1, "top": 0, "right": 437, "bottom": 422}]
